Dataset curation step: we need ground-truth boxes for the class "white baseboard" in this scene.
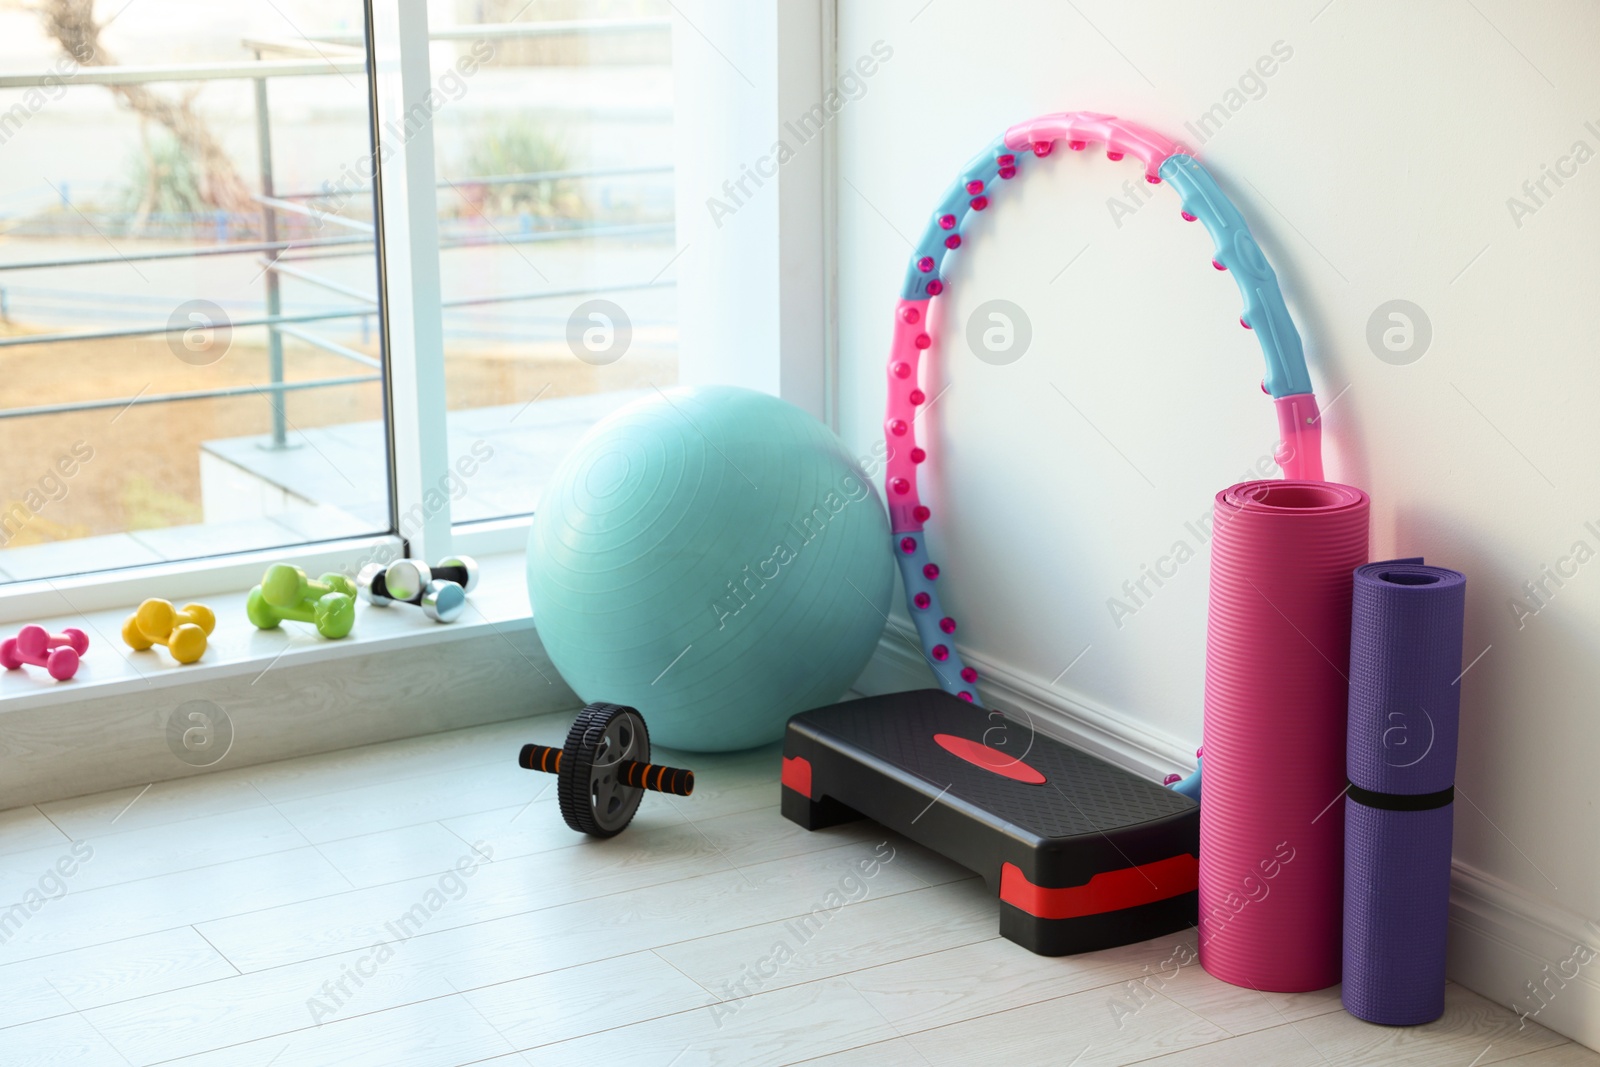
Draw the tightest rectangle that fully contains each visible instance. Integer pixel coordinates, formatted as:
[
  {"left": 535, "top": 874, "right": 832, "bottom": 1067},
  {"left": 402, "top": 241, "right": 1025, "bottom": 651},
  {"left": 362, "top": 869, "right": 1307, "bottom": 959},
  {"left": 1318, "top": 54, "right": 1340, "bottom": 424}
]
[
  {"left": 1448, "top": 862, "right": 1600, "bottom": 1050},
  {"left": 855, "top": 630, "right": 1600, "bottom": 1053}
]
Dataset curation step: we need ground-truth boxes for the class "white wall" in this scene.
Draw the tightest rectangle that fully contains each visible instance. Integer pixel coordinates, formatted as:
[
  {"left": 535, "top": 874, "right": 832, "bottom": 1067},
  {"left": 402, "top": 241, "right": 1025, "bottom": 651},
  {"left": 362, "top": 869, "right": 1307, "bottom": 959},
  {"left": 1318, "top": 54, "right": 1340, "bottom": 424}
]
[{"left": 836, "top": 0, "right": 1600, "bottom": 1045}]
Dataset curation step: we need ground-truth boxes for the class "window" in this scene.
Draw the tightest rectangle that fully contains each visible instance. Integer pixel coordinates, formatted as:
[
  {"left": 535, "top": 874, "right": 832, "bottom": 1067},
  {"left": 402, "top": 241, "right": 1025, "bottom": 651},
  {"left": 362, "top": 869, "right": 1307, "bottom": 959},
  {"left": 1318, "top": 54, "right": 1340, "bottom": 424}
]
[
  {"left": 0, "top": 0, "right": 389, "bottom": 584},
  {"left": 0, "top": 0, "right": 683, "bottom": 587}
]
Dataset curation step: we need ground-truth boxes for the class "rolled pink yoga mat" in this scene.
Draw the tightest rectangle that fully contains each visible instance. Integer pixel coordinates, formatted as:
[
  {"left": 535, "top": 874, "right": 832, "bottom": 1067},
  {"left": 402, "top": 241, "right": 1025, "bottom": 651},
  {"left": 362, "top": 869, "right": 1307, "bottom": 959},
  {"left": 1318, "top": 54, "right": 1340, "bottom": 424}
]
[{"left": 1199, "top": 480, "right": 1369, "bottom": 992}]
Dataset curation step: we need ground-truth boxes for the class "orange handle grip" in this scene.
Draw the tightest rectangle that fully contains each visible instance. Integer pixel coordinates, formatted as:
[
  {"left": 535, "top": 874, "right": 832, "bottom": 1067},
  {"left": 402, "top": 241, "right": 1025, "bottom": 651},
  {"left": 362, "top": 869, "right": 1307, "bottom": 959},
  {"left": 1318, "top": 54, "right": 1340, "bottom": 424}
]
[{"left": 517, "top": 744, "right": 694, "bottom": 796}]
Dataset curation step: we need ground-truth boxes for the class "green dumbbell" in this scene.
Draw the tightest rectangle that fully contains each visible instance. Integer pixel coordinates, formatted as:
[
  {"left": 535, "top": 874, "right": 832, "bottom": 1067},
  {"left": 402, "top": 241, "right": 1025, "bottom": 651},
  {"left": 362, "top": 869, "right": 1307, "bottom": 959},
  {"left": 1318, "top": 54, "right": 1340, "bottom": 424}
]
[
  {"left": 260, "top": 564, "right": 357, "bottom": 608},
  {"left": 247, "top": 564, "right": 356, "bottom": 639}
]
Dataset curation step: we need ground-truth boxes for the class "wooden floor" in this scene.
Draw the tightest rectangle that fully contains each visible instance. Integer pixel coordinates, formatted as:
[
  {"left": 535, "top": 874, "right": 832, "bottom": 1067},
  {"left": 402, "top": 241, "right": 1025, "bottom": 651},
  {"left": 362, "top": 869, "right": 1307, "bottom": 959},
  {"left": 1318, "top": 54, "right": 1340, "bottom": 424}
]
[{"left": 1, "top": 710, "right": 1595, "bottom": 1066}]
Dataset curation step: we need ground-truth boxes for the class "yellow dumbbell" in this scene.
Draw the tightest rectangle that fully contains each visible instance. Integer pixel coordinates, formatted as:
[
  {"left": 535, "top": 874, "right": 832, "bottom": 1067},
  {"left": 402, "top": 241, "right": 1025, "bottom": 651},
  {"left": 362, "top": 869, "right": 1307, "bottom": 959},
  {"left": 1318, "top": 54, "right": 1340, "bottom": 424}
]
[{"left": 122, "top": 599, "right": 216, "bottom": 665}]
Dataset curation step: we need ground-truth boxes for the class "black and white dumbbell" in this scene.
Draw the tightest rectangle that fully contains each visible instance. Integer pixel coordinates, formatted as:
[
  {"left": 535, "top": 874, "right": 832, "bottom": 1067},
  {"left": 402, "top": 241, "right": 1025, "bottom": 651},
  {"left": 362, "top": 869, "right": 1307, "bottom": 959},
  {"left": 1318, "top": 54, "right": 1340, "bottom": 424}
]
[
  {"left": 356, "top": 555, "right": 478, "bottom": 623},
  {"left": 384, "top": 556, "right": 479, "bottom": 600}
]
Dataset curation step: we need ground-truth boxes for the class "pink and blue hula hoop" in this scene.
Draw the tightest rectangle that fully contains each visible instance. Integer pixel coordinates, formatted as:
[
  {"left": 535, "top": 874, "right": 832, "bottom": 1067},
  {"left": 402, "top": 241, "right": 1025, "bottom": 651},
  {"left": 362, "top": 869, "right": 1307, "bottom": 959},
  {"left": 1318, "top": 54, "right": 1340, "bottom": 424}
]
[{"left": 884, "top": 111, "right": 1324, "bottom": 715}]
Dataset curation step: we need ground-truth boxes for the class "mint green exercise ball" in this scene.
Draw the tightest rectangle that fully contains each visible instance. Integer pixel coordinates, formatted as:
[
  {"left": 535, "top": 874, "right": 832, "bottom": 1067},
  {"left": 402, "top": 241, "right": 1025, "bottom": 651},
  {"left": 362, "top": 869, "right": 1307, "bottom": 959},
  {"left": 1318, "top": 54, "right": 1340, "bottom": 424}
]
[{"left": 527, "top": 386, "right": 893, "bottom": 752}]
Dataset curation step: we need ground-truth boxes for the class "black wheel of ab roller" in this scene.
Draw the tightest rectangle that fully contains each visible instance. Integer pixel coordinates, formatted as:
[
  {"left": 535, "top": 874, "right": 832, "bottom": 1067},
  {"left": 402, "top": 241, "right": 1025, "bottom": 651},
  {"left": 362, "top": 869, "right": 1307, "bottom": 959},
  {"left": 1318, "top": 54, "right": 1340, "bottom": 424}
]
[
  {"left": 519, "top": 704, "right": 694, "bottom": 838},
  {"left": 557, "top": 703, "right": 651, "bottom": 838}
]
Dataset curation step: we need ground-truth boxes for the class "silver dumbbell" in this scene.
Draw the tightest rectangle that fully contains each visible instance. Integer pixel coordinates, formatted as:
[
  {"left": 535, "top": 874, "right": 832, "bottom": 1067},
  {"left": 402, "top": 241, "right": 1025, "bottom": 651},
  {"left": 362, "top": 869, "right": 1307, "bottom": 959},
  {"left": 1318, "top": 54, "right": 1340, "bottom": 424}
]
[
  {"left": 383, "top": 555, "right": 479, "bottom": 600},
  {"left": 356, "top": 557, "right": 476, "bottom": 623}
]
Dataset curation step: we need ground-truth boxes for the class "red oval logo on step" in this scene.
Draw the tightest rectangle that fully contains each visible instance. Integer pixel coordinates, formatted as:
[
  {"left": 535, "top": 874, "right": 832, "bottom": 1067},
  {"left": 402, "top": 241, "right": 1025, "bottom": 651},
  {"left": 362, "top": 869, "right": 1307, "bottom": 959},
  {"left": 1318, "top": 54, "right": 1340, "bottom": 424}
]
[{"left": 933, "top": 733, "right": 1046, "bottom": 785}]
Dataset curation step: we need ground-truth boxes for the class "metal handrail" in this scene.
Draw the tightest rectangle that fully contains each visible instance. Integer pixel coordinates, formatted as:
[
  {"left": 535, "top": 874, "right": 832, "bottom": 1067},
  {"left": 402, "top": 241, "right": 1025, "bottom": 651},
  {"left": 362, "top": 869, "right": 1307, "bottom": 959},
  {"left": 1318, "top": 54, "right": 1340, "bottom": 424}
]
[
  {"left": 276, "top": 324, "right": 381, "bottom": 369},
  {"left": 438, "top": 220, "right": 674, "bottom": 251},
  {"left": 0, "top": 59, "right": 365, "bottom": 90},
  {"left": 261, "top": 261, "right": 378, "bottom": 304},
  {"left": 0, "top": 220, "right": 672, "bottom": 275},
  {"left": 449, "top": 162, "right": 673, "bottom": 189},
  {"left": 0, "top": 276, "right": 680, "bottom": 353},
  {"left": 0, "top": 374, "right": 382, "bottom": 421},
  {"left": 0, "top": 305, "right": 375, "bottom": 349},
  {"left": 310, "top": 18, "right": 671, "bottom": 47},
  {"left": 283, "top": 222, "right": 677, "bottom": 264},
  {"left": 277, "top": 162, "right": 674, "bottom": 201},
  {"left": 431, "top": 18, "right": 670, "bottom": 41},
  {"left": 440, "top": 277, "right": 674, "bottom": 311},
  {"left": 0, "top": 18, "right": 671, "bottom": 90},
  {"left": 242, "top": 36, "right": 364, "bottom": 59},
  {"left": 0, "top": 236, "right": 370, "bottom": 272},
  {"left": 253, "top": 195, "right": 374, "bottom": 233}
]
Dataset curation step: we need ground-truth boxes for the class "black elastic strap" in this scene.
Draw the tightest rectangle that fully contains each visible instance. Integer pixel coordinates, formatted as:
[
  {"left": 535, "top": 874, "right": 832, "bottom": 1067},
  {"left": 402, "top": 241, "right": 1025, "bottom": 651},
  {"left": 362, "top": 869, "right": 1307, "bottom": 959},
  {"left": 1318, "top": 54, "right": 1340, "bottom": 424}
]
[{"left": 1346, "top": 781, "right": 1454, "bottom": 812}]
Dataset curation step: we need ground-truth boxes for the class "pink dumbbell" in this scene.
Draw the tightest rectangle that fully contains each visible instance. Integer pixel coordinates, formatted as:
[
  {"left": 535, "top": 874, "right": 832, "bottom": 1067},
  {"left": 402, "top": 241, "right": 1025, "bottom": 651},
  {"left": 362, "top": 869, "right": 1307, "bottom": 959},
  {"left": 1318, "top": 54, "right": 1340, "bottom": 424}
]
[{"left": 0, "top": 625, "right": 89, "bottom": 681}]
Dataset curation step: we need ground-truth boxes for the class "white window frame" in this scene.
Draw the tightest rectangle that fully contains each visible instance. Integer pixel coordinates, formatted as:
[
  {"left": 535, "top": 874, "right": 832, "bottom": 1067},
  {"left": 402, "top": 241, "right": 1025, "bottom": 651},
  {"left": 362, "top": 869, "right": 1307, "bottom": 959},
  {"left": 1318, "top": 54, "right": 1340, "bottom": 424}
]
[
  {"left": 369, "top": 0, "right": 453, "bottom": 567},
  {"left": 0, "top": 0, "right": 834, "bottom": 629},
  {"left": 669, "top": 0, "right": 833, "bottom": 422}
]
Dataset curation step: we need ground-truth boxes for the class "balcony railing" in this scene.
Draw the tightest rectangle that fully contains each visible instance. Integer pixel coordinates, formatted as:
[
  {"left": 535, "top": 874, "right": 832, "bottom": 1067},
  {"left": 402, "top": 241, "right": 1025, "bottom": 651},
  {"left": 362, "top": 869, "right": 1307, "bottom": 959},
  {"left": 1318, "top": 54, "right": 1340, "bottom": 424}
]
[{"left": 0, "top": 17, "right": 674, "bottom": 447}]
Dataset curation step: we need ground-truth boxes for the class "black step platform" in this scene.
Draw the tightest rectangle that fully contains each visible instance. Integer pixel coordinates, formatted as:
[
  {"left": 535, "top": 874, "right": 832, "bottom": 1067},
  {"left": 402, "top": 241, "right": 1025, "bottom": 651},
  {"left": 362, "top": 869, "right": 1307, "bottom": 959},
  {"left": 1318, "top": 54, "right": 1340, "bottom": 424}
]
[{"left": 782, "top": 690, "right": 1199, "bottom": 956}]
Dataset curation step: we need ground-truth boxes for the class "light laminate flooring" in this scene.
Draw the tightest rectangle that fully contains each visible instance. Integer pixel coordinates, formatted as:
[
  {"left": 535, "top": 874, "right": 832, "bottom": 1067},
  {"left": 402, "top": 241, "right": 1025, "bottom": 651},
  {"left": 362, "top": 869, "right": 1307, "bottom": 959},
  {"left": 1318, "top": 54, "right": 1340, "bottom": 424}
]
[{"left": 0, "top": 710, "right": 1592, "bottom": 1066}]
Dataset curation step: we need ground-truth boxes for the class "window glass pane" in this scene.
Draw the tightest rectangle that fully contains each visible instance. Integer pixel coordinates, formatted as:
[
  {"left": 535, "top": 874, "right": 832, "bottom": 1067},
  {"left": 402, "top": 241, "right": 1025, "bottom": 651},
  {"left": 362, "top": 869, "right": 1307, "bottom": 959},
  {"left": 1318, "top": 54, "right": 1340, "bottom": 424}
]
[
  {"left": 433, "top": 1, "right": 676, "bottom": 524},
  {"left": 0, "top": 1, "right": 389, "bottom": 584}
]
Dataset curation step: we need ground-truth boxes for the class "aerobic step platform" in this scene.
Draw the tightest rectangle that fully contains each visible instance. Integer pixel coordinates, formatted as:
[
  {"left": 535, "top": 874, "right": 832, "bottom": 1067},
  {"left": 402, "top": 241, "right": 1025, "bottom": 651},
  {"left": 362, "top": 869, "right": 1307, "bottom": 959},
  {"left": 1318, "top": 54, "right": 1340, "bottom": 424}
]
[{"left": 782, "top": 690, "right": 1199, "bottom": 956}]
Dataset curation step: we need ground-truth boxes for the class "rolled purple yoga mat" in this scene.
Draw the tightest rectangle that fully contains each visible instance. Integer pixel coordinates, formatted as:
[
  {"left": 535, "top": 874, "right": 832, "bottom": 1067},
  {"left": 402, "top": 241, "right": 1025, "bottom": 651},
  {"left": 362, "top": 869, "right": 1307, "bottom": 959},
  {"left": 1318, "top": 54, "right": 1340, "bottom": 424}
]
[
  {"left": 1344, "top": 801, "right": 1455, "bottom": 1023},
  {"left": 1343, "top": 558, "right": 1466, "bottom": 1026}
]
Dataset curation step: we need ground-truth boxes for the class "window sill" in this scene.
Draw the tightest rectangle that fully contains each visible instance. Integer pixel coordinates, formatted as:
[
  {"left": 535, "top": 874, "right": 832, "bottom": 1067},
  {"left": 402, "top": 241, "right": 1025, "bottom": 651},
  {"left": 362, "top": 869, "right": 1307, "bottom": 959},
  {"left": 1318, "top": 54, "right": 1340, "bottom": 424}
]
[{"left": 0, "top": 549, "right": 543, "bottom": 716}]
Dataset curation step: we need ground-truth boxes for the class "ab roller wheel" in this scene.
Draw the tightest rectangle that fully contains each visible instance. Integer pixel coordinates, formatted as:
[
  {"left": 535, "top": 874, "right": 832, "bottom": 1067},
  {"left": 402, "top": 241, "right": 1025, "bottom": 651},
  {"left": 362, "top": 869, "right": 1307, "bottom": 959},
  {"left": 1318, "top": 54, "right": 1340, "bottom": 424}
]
[{"left": 517, "top": 703, "right": 695, "bottom": 838}]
